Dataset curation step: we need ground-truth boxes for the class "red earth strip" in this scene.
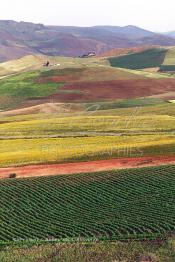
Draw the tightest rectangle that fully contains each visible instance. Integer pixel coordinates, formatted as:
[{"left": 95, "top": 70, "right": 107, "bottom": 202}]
[{"left": 0, "top": 156, "right": 175, "bottom": 179}]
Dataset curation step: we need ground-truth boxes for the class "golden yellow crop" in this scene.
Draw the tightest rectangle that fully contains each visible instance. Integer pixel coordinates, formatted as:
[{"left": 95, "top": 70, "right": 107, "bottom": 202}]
[
  {"left": 0, "top": 115, "right": 174, "bottom": 138},
  {"left": 0, "top": 135, "right": 174, "bottom": 167}
]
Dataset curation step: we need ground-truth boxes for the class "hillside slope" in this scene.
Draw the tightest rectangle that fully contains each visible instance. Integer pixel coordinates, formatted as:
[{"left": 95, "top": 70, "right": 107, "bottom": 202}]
[
  {"left": 0, "top": 20, "right": 175, "bottom": 62},
  {"left": 1, "top": 53, "right": 175, "bottom": 111}
]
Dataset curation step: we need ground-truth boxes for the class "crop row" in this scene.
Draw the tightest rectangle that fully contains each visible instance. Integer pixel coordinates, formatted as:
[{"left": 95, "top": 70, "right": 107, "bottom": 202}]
[{"left": 0, "top": 165, "right": 175, "bottom": 244}]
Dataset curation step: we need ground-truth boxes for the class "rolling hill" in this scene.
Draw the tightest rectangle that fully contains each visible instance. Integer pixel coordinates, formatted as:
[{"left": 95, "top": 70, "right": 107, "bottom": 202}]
[
  {"left": 1, "top": 58, "right": 175, "bottom": 111},
  {"left": 0, "top": 20, "right": 175, "bottom": 62},
  {"left": 0, "top": 50, "right": 175, "bottom": 111}
]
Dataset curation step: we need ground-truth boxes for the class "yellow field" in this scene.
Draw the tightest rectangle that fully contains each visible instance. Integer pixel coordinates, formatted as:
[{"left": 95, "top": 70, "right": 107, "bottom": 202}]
[
  {"left": 0, "top": 101, "right": 174, "bottom": 168},
  {"left": 0, "top": 135, "right": 175, "bottom": 167},
  {"left": 0, "top": 114, "right": 174, "bottom": 138},
  {"left": 162, "top": 47, "right": 175, "bottom": 66}
]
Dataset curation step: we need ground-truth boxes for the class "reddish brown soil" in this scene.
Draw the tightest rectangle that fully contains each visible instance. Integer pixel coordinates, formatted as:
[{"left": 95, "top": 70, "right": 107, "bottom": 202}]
[
  {"left": 38, "top": 75, "right": 80, "bottom": 83},
  {"left": 0, "top": 156, "right": 175, "bottom": 179},
  {"left": 15, "top": 77, "right": 175, "bottom": 109},
  {"left": 99, "top": 45, "right": 159, "bottom": 57},
  {"left": 41, "top": 79, "right": 175, "bottom": 102}
]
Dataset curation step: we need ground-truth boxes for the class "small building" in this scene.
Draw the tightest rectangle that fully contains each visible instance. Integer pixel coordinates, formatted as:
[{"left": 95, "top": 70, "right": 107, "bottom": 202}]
[{"left": 79, "top": 52, "right": 96, "bottom": 58}]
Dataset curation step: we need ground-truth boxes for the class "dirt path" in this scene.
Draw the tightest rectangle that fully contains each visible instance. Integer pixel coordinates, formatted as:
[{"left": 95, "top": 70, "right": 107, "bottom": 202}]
[{"left": 0, "top": 156, "right": 175, "bottom": 179}]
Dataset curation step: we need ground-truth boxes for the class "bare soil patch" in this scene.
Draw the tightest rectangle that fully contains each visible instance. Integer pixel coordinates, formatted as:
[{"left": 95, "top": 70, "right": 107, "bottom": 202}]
[
  {"left": 0, "top": 155, "right": 175, "bottom": 179},
  {"left": 40, "top": 79, "right": 175, "bottom": 102}
]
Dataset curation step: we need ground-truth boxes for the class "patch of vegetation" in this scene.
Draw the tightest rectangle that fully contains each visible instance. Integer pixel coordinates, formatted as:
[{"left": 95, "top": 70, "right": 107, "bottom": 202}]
[
  {"left": 160, "top": 65, "right": 175, "bottom": 72},
  {"left": 0, "top": 71, "right": 63, "bottom": 98},
  {"left": 119, "top": 67, "right": 173, "bottom": 78},
  {"left": 161, "top": 47, "right": 175, "bottom": 68},
  {"left": 1, "top": 239, "right": 175, "bottom": 262},
  {"left": 41, "top": 67, "right": 86, "bottom": 77},
  {"left": 90, "top": 103, "right": 175, "bottom": 117},
  {"left": 85, "top": 98, "right": 167, "bottom": 111},
  {"left": 109, "top": 48, "right": 167, "bottom": 69},
  {"left": 0, "top": 165, "right": 175, "bottom": 244}
]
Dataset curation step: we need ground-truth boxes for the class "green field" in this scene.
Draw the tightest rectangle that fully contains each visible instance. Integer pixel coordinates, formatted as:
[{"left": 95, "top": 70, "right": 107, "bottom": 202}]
[
  {"left": 0, "top": 71, "right": 62, "bottom": 98},
  {"left": 84, "top": 98, "right": 167, "bottom": 110},
  {"left": 109, "top": 48, "right": 167, "bottom": 69},
  {"left": 0, "top": 165, "right": 175, "bottom": 245},
  {"left": 0, "top": 70, "right": 64, "bottom": 110}
]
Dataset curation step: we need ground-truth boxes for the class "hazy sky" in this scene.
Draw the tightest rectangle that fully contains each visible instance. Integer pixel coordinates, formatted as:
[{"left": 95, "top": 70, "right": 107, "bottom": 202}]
[{"left": 0, "top": 0, "right": 174, "bottom": 32}]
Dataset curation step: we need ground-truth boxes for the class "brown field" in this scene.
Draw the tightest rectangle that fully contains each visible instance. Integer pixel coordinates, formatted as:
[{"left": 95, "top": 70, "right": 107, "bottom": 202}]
[
  {"left": 0, "top": 102, "right": 83, "bottom": 116},
  {"left": 0, "top": 155, "right": 175, "bottom": 179},
  {"left": 37, "top": 78, "right": 175, "bottom": 102},
  {"left": 38, "top": 67, "right": 145, "bottom": 83}
]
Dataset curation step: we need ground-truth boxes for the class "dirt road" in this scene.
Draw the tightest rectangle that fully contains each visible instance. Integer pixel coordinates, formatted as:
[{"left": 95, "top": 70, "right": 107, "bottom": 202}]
[{"left": 0, "top": 155, "right": 175, "bottom": 179}]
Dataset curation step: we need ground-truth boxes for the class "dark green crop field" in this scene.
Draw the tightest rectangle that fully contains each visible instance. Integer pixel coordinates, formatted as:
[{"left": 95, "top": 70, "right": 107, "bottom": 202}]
[
  {"left": 109, "top": 48, "right": 167, "bottom": 69},
  {"left": 160, "top": 65, "right": 175, "bottom": 72},
  {"left": 0, "top": 165, "right": 175, "bottom": 245}
]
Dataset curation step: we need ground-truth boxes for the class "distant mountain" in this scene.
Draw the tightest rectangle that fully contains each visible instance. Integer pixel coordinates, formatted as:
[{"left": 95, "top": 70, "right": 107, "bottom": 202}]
[
  {"left": 164, "top": 31, "right": 175, "bottom": 38},
  {"left": 137, "top": 34, "right": 175, "bottom": 46},
  {"left": 93, "top": 25, "right": 155, "bottom": 39},
  {"left": 0, "top": 20, "right": 175, "bottom": 62}
]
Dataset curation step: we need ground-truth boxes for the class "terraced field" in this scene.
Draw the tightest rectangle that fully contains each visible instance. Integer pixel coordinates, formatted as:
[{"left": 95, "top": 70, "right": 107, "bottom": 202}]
[{"left": 0, "top": 165, "right": 175, "bottom": 244}]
